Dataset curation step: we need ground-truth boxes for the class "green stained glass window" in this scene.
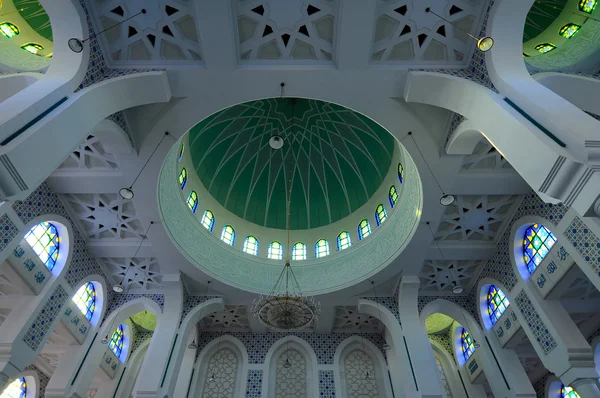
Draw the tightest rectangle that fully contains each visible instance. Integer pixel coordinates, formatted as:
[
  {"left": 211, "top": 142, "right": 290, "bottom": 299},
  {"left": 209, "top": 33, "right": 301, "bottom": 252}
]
[
  {"left": 109, "top": 325, "right": 124, "bottom": 359},
  {"left": 21, "top": 43, "right": 43, "bottom": 55},
  {"left": 243, "top": 236, "right": 258, "bottom": 256},
  {"left": 461, "top": 328, "right": 475, "bottom": 361},
  {"left": 268, "top": 241, "right": 283, "bottom": 260},
  {"left": 178, "top": 143, "right": 184, "bottom": 162},
  {"left": 579, "top": 0, "right": 597, "bottom": 13},
  {"left": 375, "top": 204, "right": 387, "bottom": 226},
  {"left": 389, "top": 185, "right": 398, "bottom": 208},
  {"left": 0, "top": 23, "right": 19, "bottom": 38},
  {"left": 24, "top": 221, "right": 59, "bottom": 271},
  {"left": 398, "top": 163, "right": 404, "bottom": 184},
  {"left": 559, "top": 23, "right": 581, "bottom": 39},
  {"left": 72, "top": 282, "right": 96, "bottom": 321},
  {"left": 562, "top": 385, "right": 581, "bottom": 397},
  {"left": 292, "top": 242, "right": 306, "bottom": 261},
  {"left": 0, "top": 377, "right": 26, "bottom": 398},
  {"left": 358, "top": 219, "right": 371, "bottom": 240},
  {"left": 315, "top": 239, "right": 329, "bottom": 258},
  {"left": 487, "top": 285, "right": 509, "bottom": 325},
  {"left": 535, "top": 43, "right": 556, "bottom": 54},
  {"left": 337, "top": 231, "right": 351, "bottom": 251},
  {"left": 523, "top": 223, "right": 556, "bottom": 274},
  {"left": 220, "top": 225, "right": 235, "bottom": 246},
  {"left": 201, "top": 210, "right": 215, "bottom": 231},
  {"left": 179, "top": 168, "right": 187, "bottom": 190},
  {"left": 187, "top": 191, "right": 198, "bottom": 213}
]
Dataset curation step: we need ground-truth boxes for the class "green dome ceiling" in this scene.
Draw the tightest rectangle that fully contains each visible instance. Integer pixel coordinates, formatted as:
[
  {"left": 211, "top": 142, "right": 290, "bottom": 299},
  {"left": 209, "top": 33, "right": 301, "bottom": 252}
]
[{"left": 189, "top": 98, "right": 396, "bottom": 230}]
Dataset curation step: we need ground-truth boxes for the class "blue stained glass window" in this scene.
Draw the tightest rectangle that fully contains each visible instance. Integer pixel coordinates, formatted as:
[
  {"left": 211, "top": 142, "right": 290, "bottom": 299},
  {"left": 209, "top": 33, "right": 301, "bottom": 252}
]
[
  {"left": 315, "top": 239, "right": 329, "bottom": 258},
  {"left": 243, "top": 236, "right": 258, "bottom": 256},
  {"left": 389, "top": 185, "right": 398, "bottom": 208},
  {"left": 0, "top": 377, "right": 26, "bottom": 398},
  {"left": 201, "top": 210, "right": 215, "bottom": 232},
  {"left": 523, "top": 224, "right": 556, "bottom": 274},
  {"left": 109, "top": 325, "right": 125, "bottom": 359},
  {"left": 562, "top": 385, "right": 580, "bottom": 397},
  {"left": 268, "top": 241, "right": 283, "bottom": 260},
  {"left": 398, "top": 163, "right": 404, "bottom": 184},
  {"left": 375, "top": 204, "right": 387, "bottom": 226},
  {"left": 187, "top": 191, "right": 198, "bottom": 213},
  {"left": 24, "top": 221, "right": 59, "bottom": 271},
  {"left": 178, "top": 143, "right": 184, "bottom": 162},
  {"left": 487, "top": 285, "right": 509, "bottom": 325},
  {"left": 72, "top": 282, "right": 96, "bottom": 321},
  {"left": 461, "top": 328, "right": 475, "bottom": 361},
  {"left": 292, "top": 242, "right": 306, "bottom": 261},
  {"left": 179, "top": 168, "right": 187, "bottom": 190},
  {"left": 337, "top": 231, "right": 351, "bottom": 251},
  {"left": 220, "top": 225, "right": 235, "bottom": 246},
  {"left": 358, "top": 219, "right": 371, "bottom": 240}
]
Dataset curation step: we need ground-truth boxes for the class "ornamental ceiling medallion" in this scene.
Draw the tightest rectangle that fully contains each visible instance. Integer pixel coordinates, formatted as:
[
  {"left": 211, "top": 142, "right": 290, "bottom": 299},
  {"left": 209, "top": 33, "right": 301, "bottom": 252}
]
[{"left": 251, "top": 98, "right": 321, "bottom": 330}]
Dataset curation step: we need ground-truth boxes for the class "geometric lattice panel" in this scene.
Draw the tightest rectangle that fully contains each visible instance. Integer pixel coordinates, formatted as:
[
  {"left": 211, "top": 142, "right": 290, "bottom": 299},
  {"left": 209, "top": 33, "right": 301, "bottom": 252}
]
[
  {"left": 88, "top": 0, "right": 203, "bottom": 67},
  {"left": 435, "top": 195, "right": 519, "bottom": 241},
  {"left": 333, "top": 306, "right": 383, "bottom": 332},
  {"left": 514, "top": 289, "right": 557, "bottom": 356},
  {"left": 235, "top": 0, "right": 337, "bottom": 62},
  {"left": 343, "top": 349, "right": 378, "bottom": 398},
  {"left": 461, "top": 138, "right": 512, "bottom": 171},
  {"left": 57, "top": 135, "right": 118, "bottom": 171},
  {"left": 62, "top": 193, "right": 144, "bottom": 240},
  {"left": 101, "top": 257, "right": 162, "bottom": 291},
  {"left": 201, "top": 305, "right": 250, "bottom": 331},
  {"left": 276, "top": 349, "right": 307, "bottom": 398},
  {"left": 202, "top": 348, "right": 238, "bottom": 398},
  {"left": 371, "top": 0, "right": 487, "bottom": 66},
  {"left": 419, "top": 260, "right": 486, "bottom": 294}
]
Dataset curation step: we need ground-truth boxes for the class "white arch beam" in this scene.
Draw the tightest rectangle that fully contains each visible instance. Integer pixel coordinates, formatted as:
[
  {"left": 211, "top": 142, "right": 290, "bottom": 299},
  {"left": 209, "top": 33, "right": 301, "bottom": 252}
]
[{"left": 534, "top": 73, "right": 600, "bottom": 117}]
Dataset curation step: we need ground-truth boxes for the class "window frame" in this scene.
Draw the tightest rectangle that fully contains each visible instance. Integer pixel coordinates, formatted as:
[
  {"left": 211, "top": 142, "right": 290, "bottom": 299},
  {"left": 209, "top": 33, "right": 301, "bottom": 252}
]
[
  {"left": 337, "top": 231, "right": 351, "bottom": 251},
  {"left": 358, "top": 219, "right": 371, "bottom": 240},
  {"left": 292, "top": 242, "right": 307, "bottom": 261},
  {"left": 220, "top": 225, "right": 235, "bottom": 246},
  {"left": 315, "top": 239, "right": 330, "bottom": 258},
  {"left": 72, "top": 282, "right": 96, "bottom": 321},
  {"left": 24, "top": 221, "right": 60, "bottom": 271},
  {"left": 201, "top": 210, "right": 215, "bottom": 232},
  {"left": 187, "top": 191, "right": 198, "bottom": 213},
  {"left": 523, "top": 223, "right": 556, "bottom": 274},
  {"left": 243, "top": 236, "right": 259, "bottom": 256},
  {"left": 375, "top": 204, "right": 387, "bottom": 226},
  {"left": 268, "top": 241, "right": 283, "bottom": 260},
  {"left": 109, "top": 325, "right": 125, "bottom": 359},
  {"left": 487, "top": 285, "right": 509, "bottom": 326}
]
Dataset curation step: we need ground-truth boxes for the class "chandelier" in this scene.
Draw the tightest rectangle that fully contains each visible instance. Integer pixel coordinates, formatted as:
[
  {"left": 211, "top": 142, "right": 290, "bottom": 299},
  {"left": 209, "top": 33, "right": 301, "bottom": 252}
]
[{"left": 251, "top": 95, "right": 321, "bottom": 331}]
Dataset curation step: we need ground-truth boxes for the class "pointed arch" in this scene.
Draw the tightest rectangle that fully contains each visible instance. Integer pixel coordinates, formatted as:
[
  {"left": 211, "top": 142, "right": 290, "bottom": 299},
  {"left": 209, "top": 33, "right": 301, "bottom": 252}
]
[
  {"left": 220, "top": 225, "right": 235, "bottom": 246},
  {"left": 292, "top": 242, "right": 307, "bottom": 261},
  {"left": 358, "top": 219, "right": 371, "bottom": 240},
  {"left": 268, "top": 241, "right": 283, "bottom": 260},
  {"left": 315, "top": 239, "right": 329, "bottom": 258},
  {"left": 375, "top": 204, "right": 387, "bottom": 226}
]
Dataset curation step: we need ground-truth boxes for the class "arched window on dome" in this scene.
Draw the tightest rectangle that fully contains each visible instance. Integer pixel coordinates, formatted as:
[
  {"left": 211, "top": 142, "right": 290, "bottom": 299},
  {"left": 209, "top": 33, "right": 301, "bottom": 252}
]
[
  {"left": 487, "top": 285, "right": 509, "bottom": 326},
  {"left": 268, "top": 241, "right": 283, "bottom": 260},
  {"left": 72, "top": 282, "right": 96, "bottom": 321},
  {"left": 109, "top": 325, "right": 125, "bottom": 359},
  {"left": 292, "top": 242, "right": 306, "bottom": 261},
  {"left": 220, "top": 225, "right": 235, "bottom": 246},
  {"left": 0, "top": 22, "right": 19, "bottom": 39},
  {"left": 523, "top": 223, "right": 557, "bottom": 274},
  {"left": 389, "top": 185, "right": 398, "bottom": 208},
  {"left": 0, "top": 377, "right": 26, "bottom": 398},
  {"left": 24, "top": 221, "right": 59, "bottom": 271},
  {"left": 243, "top": 236, "right": 258, "bottom": 256},
  {"left": 337, "top": 231, "right": 351, "bottom": 251},
  {"left": 187, "top": 191, "right": 198, "bottom": 213},
  {"left": 179, "top": 168, "right": 187, "bottom": 190},
  {"left": 398, "top": 162, "right": 404, "bottom": 184},
  {"left": 178, "top": 143, "right": 184, "bottom": 162},
  {"left": 201, "top": 210, "right": 215, "bottom": 232},
  {"left": 579, "top": 0, "right": 597, "bottom": 13},
  {"left": 562, "top": 385, "right": 580, "bottom": 397},
  {"left": 460, "top": 328, "right": 475, "bottom": 361},
  {"left": 358, "top": 219, "right": 371, "bottom": 240},
  {"left": 315, "top": 239, "right": 329, "bottom": 258},
  {"left": 375, "top": 204, "right": 387, "bottom": 226}
]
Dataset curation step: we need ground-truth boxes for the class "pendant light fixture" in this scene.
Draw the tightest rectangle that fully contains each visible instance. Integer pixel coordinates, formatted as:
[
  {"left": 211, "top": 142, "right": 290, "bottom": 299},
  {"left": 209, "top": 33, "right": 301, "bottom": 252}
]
[
  {"left": 101, "top": 269, "right": 138, "bottom": 344},
  {"left": 426, "top": 8, "right": 494, "bottom": 52},
  {"left": 69, "top": 9, "right": 147, "bottom": 53},
  {"left": 369, "top": 281, "right": 391, "bottom": 351},
  {"left": 112, "top": 222, "right": 153, "bottom": 292},
  {"left": 119, "top": 132, "right": 172, "bottom": 200},
  {"left": 283, "top": 335, "right": 292, "bottom": 368},
  {"left": 426, "top": 221, "right": 464, "bottom": 294},
  {"left": 458, "top": 304, "right": 480, "bottom": 348},
  {"left": 408, "top": 132, "right": 455, "bottom": 206},
  {"left": 269, "top": 83, "right": 286, "bottom": 150},
  {"left": 188, "top": 280, "right": 211, "bottom": 350},
  {"left": 208, "top": 316, "right": 226, "bottom": 383}
]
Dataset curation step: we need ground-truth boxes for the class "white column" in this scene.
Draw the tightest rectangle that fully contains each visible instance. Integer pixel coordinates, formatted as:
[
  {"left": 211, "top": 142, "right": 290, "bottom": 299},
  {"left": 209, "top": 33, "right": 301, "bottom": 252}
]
[
  {"left": 481, "top": 336, "right": 535, "bottom": 397},
  {"left": 132, "top": 275, "right": 183, "bottom": 398},
  {"left": 173, "top": 331, "right": 197, "bottom": 398}
]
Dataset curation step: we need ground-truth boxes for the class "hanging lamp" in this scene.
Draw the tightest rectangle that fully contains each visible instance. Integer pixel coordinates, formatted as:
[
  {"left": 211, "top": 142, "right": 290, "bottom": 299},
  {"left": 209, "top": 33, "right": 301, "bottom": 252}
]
[{"left": 426, "top": 8, "right": 494, "bottom": 52}]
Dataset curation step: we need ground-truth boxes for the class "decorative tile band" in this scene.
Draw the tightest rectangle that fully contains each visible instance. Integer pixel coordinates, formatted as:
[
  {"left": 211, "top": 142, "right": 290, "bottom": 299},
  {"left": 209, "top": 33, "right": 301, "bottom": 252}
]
[
  {"left": 564, "top": 216, "right": 600, "bottom": 275},
  {"left": 22, "top": 284, "right": 68, "bottom": 351},
  {"left": 318, "top": 370, "right": 335, "bottom": 397},
  {"left": 0, "top": 214, "right": 18, "bottom": 252},
  {"left": 245, "top": 369, "right": 263, "bottom": 397},
  {"left": 514, "top": 290, "right": 557, "bottom": 355}
]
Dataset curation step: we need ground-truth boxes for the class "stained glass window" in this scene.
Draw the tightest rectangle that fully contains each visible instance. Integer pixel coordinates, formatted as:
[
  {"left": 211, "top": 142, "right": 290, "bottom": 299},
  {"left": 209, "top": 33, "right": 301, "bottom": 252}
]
[
  {"left": 292, "top": 242, "right": 307, "bottom": 261},
  {"left": 337, "top": 231, "right": 351, "bottom": 251},
  {"left": 358, "top": 219, "right": 371, "bottom": 240},
  {"left": 268, "top": 241, "right": 283, "bottom": 260},
  {"left": 243, "top": 236, "right": 258, "bottom": 256},
  {"left": 201, "top": 210, "right": 215, "bottom": 232},
  {"left": 559, "top": 23, "right": 581, "bottom": 39},
  {"left": 24, "top": 221, "right": 59, "bottom": 271},
  {"left": 398, "top": 163, "right": 404, "bottom": 184},
  {"left": 179, "top": 168, "right": 187, "bottom": 190},
  {"left": 72, "top": 282, "right": 96, "bottom": 321},
  {"left": 187, "top": 191, "right": 198, "bottom": 213},
  {"left": 523, "top": 223, "right": 557, "bottom": 274},
  {"left": 178, "top": 143, "right": 184, "bottom": 162},
  {"left": 21, "top": 43, "right": 43, "bottom": 55},
  {"left": 220, "top": 225, "right": 235, "bottom": 246},
  {"left": 535, "top": 43, "right": 556, "bottom": 54},
  {"left": 375, "top": 205, "right": 387, "bottom": 226},
  {"left": 0, "top": 23, "right": 19, "bottom": 39},
  {"left": 487, "top": 285, "right": 509, "bottom": 325},
  {"left": 562, "top": 385, "right": 581, "bottom": 397},
  {"left": 315, "top": 239, "right": 329, "bottom": 258},
  {"left": 0, "top": 377, "right": 26, "bottom": 398},
  {"left": 109, "top": 325, "right": 125, "bottom": 359},
  {"left": 389, "top": 186, "right": 398, "bottom": 208},
  {"left": 460, "top": 328, "right": 475, "bottom": 361},
  {"left": 579, "top": 0, "right": 597, "bottom": 13}
]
